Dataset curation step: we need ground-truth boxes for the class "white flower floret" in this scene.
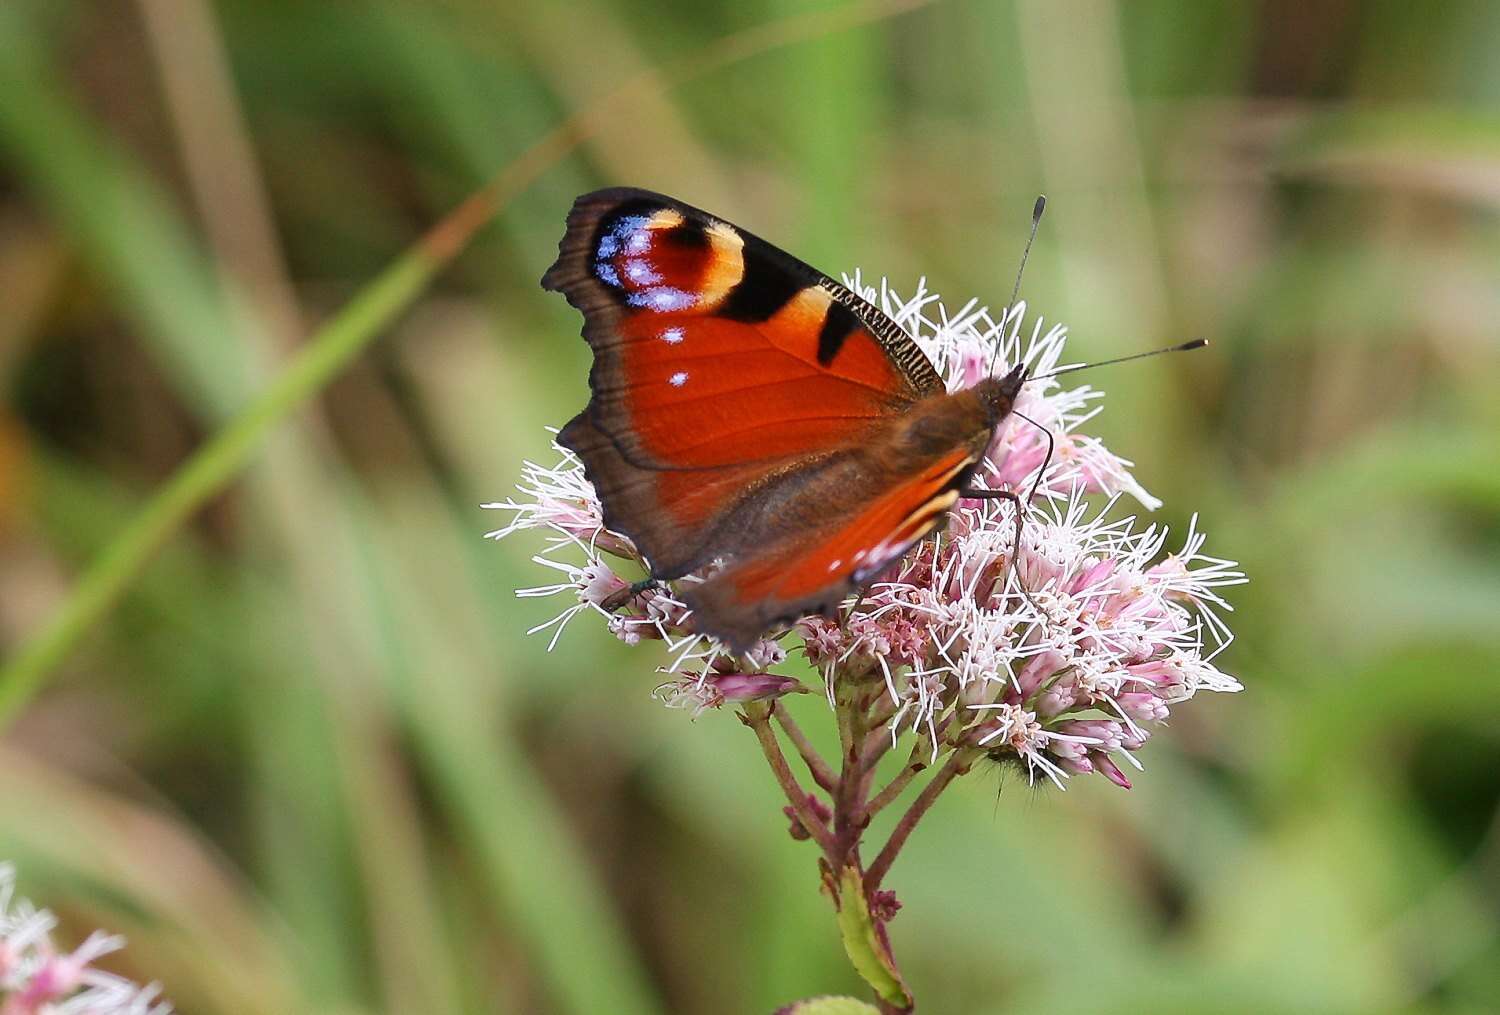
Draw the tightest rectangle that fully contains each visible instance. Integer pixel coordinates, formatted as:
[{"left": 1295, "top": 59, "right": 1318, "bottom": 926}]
[{"left": 0, "top": 864, "right": 171, "bottom": 1014}]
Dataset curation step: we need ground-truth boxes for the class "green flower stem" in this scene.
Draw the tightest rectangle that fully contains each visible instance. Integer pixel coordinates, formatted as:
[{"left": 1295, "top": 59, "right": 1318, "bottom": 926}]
[
  {"left": 751, "top": 679, "right": 971, "bottom": 1007},
  {"left": 833, "top": 682, "right": 870, "bottom": 858}
]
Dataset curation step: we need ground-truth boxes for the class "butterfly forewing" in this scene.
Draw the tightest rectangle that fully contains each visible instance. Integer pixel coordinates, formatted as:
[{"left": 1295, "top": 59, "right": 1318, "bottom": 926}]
[{"left": 543, "top": 188, "right": 988, "bottom": 651}]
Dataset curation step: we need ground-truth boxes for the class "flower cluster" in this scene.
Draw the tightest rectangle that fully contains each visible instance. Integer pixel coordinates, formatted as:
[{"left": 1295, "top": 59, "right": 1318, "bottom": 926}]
[
  {"left": 489, "top": 275, "right": 1244, "bottom": 788},
  {"left": 0, "top": 863, "right": 171, "bottom": 1015}
]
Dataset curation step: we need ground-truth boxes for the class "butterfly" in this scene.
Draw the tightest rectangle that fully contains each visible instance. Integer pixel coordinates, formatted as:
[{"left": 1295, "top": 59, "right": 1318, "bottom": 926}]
[{"left": 542, "top": 187, "right": 1033, "bottom": 654}]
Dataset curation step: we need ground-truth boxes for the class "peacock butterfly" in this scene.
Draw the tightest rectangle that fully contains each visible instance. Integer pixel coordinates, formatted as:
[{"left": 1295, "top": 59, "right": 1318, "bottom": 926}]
[{"left": 541, "top": 188, "right": 1198, "bottom": 653}]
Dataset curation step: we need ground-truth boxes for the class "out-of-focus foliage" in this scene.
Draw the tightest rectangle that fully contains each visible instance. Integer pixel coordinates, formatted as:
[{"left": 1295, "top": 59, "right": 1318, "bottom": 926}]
[{"left": 1, "top": 1, "right": 1497, "bottom": 1012}]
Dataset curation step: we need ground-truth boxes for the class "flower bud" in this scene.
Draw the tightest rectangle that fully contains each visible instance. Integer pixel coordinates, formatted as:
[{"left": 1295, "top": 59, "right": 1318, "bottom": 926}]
[
  {"left": 1093, "top": 753, "right": 1133, "bottom": 790},
  {"left": 712, "top": 671, "right": 805, "bottom": 702},
  {"left": 782, "top": 792, "right": 832, "bottom": 841},
  {"left": 1055, "top": 719, "right": 1124, "bottom": 753},
  {"left": 869, "top": 889, "right": 902, "bottom": 923},
  {"left": 654, "top": 671, "right": 807, "bottom": 719},
  {"left": 1117, "top": 691, "right": 1168, "bottom": 723}
]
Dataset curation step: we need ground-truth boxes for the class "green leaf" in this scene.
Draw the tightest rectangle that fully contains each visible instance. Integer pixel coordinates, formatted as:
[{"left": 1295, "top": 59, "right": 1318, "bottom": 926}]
[
  {"left": 834, "top": 866, "right": 911, "bottom": 1010},
  {"left": 778, "top": 997, "right": 882, "bottom": 1015}
]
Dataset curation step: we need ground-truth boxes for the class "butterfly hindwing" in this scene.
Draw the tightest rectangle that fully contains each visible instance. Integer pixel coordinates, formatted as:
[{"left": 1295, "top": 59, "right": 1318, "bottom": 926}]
[{"left": 681, "top": 447, "right": 978, "bottom": 650}]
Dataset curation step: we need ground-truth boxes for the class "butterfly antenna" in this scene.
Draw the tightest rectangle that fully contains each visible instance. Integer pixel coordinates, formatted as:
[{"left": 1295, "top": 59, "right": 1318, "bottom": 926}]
[
  {"left": 1026, "top": 338, "right": 1207, "bottom": 383},
  {"left": 988, "top": 195, "right": 1046, "bottom": 377}
]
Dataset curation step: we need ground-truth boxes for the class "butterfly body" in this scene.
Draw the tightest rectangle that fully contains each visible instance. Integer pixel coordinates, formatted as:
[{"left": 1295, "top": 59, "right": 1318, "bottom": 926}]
[{"left": 543, "top": 189, "right": 1023, "bottom": 651}]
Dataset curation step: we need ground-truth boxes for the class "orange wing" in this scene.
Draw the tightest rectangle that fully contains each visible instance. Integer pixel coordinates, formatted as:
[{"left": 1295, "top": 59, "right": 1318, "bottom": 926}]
[
  {"left": 544, "top": 188, "right": 945, "bottom": 581},
  {"left": 681, "top": 448, "right": 977, "bottom": 651}
]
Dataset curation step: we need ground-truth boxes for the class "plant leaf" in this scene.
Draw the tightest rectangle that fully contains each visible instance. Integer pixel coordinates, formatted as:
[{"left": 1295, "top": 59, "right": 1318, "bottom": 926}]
[
  {"left": 834, "top": 866, "right": 912, "bottom": 1010},
  {"left": 776, "top": 997, "right": 883, "bottom": 1015}
]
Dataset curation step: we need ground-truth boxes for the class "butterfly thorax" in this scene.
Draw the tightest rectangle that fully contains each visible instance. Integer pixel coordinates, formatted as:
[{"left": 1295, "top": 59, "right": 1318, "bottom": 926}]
[{"left": 858, "top": 369, "right": 1014, "bottom": 493}]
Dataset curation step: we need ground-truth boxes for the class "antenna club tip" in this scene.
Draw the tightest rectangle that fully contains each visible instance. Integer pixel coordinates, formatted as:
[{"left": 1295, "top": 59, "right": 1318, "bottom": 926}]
[
  {"left": 1181, "top": 338, "right": 1209, "bottom": 351},
  {"left": 1032, "top": 195, "right": 1047, "bottom": 219}
]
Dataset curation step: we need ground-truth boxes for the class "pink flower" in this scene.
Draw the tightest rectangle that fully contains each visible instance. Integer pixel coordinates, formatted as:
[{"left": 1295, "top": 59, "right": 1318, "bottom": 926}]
[
  {"left": 494, "top": 277, "right": 1245, "bottom": 790},
  {"left": 0, "top": 865, "right": 170, "bottom": 1015}
]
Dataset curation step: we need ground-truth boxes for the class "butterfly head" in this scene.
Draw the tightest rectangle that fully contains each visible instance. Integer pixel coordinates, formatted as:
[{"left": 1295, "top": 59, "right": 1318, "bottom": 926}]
[{"left": 976, "top": 361, "right": 1028, "bottom": 430}]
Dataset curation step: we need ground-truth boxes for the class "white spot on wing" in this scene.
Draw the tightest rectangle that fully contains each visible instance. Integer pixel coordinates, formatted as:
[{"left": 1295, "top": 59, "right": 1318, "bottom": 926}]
[
  {"left": 669, "top": 371, "right": 689, "bottom": 387},
  {"left": 624, "top": 260, "right": 660, "bottom": 284},
  {"left": 630, "top": 287, "right": 695, "bottom": 311},
  {"left": 661, "top": 327, "right": 684, "bottom": 344}
]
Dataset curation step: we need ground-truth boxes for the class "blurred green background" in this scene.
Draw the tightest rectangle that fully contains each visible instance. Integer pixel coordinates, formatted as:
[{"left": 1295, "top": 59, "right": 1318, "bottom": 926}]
[{"left": 2, "top": 1, "right": 1499, "bottom": 1012}]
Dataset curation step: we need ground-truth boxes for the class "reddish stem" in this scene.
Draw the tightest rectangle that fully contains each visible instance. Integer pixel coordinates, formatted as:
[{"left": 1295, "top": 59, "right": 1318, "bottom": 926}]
[
  {"left": 863, "top": 748, "right": 977, "bottom": 892},
  {"left": 742, "top": 707, "right": 839, "bottom": 861},
  {"left": 775, "top": 706, "right": 837, "bottom": 792},
  {"left": 859, "top": 724, "right": 896, "bottom": 775},
  {"left": 831, "top": 684, "right": 870, "bottom": 863},
  {"left": 865, "top": 756, "right": 926, "bottom": 820}
]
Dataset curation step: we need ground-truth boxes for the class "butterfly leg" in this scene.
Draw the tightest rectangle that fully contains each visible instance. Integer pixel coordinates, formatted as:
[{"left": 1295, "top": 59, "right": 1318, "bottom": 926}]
[
  {"left": 957, "top": 488, "right": 1041, "bottom": 616},
  {"left": 1011, "top": 410, "right": 1054, "bottom": 505},
  {"left": 839, "top": 591, "right": 872, "bottom": 636},
  {"left": 600, "top": 577, "right": 660, "bottom": 613}
]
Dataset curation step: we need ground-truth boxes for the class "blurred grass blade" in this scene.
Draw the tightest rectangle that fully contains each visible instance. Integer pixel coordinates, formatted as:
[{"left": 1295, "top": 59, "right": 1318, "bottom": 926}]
[
  {"left": 0, "top": 250, "right": 436, "bottom": 725},
  {"left": 0, "top": 0, "right": 938, "bottom": 723},
  {"left": 0, "top": 3, "right": 253, "bottom": 417}
]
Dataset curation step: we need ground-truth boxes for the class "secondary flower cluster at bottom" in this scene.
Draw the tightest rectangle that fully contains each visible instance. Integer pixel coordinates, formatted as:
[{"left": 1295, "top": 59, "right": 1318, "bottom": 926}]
[{"left": 0, "top": 863, "right": 170, "bottom": 1015}]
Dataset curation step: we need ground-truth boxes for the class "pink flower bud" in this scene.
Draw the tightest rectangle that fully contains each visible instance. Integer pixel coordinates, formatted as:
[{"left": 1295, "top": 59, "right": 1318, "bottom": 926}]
[
  {"left": 1116, "top": 691, "right": 1169, "bottom": 723},
  {"left": 1070, "top": 557, "right": 1116, "bottom": 595},
  {"left": 1055, "top": 719, "right": 1125, "bottom": 753},
  {"left": 957, "top": 342, "right": 990, "bottom": 388},
  {"left": 870, "top": 889, "right": 902, "bottom": 923},
  {"left": 739, "top": 639, "right": 788, "bottom": 671},
  {"left": 16, "top": 953, "right": 84, "bottom": 1005},
  {"left": 1036, "top": 683, "right": 1077, "bottom": 718},
  {"left": 1125, "top": 657, "right": 1178, "bottom": 685},
  {"left": 1015, "top": 650, "right": 1064, "bottom": 698},
  {"left": 782, "top": 792, "right": 832, "bottom": 841},
  {"left": 796, "top": 616, "right": 847, "bottom": 665},
  {"left": 712, "top": 672, "right": 805, "bottom": 703},
  {"left": 607, "top": 617, "right": 646, "bottom": 646},
  {"left": 1048, "top": 737, "right": 1090, "bottom": 762},
  {"left": 654, "top": 670, "right": 807, "bottom": 719},
  {"left": 1093, "top": 753, "right": 1133, "bottom": 789}
]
